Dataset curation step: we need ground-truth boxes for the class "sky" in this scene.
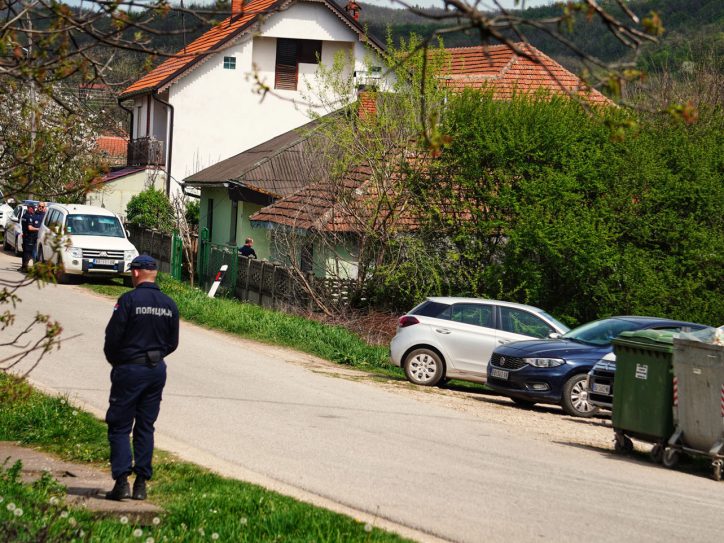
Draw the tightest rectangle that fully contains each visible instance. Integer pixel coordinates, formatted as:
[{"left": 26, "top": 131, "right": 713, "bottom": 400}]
[{"left": 361, "top": 0, "right": 555, "bottom": 9}]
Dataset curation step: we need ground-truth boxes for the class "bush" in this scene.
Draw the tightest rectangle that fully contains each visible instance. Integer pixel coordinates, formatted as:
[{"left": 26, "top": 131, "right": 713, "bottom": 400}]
[
  {"left": 185, "top": 199, "right": 200, "bottom": 228},
  {"left": 385, "top": 92, "right": 723, "bottom": 326},
  {"left": 125, "top": 188, "right": 174, "bottom": 232}
]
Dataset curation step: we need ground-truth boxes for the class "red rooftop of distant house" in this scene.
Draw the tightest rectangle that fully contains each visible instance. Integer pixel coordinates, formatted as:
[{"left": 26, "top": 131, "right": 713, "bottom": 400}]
[
  {"left": 437, "top": 43, "right": 610, "bottom": 105},
  {"left": 95, "top": 135, "right": 128, "bottom": 158}
]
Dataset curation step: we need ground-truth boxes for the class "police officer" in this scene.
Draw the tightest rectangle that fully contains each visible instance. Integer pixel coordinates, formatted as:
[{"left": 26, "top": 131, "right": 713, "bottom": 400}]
[
  {"left": 32, "top": 202, "right": 47, "bottom": 261},
  {"left": 20, "top": 203, "right": 35, "bottom": 271},
  {"left": 103, "top": 255, "right": 179, "bottom": 501}
]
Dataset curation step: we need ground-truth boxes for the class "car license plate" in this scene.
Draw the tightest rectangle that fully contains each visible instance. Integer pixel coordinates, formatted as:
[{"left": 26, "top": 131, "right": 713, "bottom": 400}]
[
  {"left": 592, "top": 383, "right": 611, "bottom": 394},
  {"left": 490, "top": 368, "right": 509, "bottom": 380},
  {"left": 94, "top": 259, "right": 116, "bottom": 265}
]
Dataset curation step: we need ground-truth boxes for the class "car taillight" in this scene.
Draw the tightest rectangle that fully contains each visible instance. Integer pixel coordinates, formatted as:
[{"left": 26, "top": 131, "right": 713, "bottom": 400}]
[{"left": 398, "top": 316, "right": 419, "bottom": 327}]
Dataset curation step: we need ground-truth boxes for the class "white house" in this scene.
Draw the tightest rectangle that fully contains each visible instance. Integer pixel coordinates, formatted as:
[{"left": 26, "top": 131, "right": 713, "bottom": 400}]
[
  {"left": 86, "top": 166, "right": 165, "bottom": 220},
  {"left": 118, "top": 0, "right": 387, "bottom": 205}
]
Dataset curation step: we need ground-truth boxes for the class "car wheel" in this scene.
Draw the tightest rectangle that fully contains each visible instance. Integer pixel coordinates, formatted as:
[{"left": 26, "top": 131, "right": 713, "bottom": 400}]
[
  {"left": 15, "top": 235, "right": 22, "bottom": 256},
  {"left": 511, "top": 397, "right": 537, "bottom": 409},
  {"left": 562, "top": 374, "right": 598, "bottom": 417},
  {"left": 404, "top": 348, "right": 444, "bottom": 387}
]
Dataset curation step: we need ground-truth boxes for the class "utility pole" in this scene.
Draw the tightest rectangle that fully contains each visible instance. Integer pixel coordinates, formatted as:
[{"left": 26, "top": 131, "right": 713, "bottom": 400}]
[{"left": 26, "top": 10, "right": 37, "bottom": 199}]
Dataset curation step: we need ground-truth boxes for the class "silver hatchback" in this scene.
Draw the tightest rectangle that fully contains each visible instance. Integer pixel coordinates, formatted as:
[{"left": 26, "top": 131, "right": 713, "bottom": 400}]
[{"left": 390, "top": 297, "right": 569, "bottom": 386}]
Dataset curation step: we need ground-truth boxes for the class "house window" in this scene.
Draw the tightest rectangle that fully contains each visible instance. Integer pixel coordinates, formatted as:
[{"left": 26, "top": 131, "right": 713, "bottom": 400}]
[
  {"left": 223, "top": 56, "right": 236, "bottom": 69},
  {"left": 229, "top": 200, "right": 238, "bottom": 245},
  {"left": 275, "top": 38, "right": 322, "bottom": 91}
]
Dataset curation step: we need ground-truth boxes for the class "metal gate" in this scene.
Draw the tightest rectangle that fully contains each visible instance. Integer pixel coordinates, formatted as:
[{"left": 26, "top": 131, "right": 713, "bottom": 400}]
[
  {"left": 170, "top": 232, "right": 183, "bottom": 280},
  {"left": 197, "top": 228, "right": 238, "bottom": 293}
]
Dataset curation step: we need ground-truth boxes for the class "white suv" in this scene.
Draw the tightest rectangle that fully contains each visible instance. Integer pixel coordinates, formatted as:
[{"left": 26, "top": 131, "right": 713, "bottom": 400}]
[
  {"left": 36, "top": 204, "right": 139, "bottom": 283},
  {"left": 390, "top": 297, "right": 570, "bottom": 386}
]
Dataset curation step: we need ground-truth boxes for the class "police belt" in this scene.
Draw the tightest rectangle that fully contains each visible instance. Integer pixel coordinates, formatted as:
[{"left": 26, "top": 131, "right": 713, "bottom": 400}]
[{"left": 118, "top": 351, "right": 163, "bottom": 367}]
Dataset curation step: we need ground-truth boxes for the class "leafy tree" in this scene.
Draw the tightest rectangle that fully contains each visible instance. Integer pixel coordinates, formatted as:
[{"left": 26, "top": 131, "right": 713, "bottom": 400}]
[
  {"left": 126, "top": 188, "right": 174, "bottom": 233},
  {"left": 399, "top": 91, "right": 723, "bottom": 325},
  {"left": 185, "top": 200, "right": 200, "bottom": 230}
]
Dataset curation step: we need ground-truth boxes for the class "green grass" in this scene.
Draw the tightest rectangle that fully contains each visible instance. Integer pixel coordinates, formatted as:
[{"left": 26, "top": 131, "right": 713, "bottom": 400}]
[
  {"left": 0, "top": 374, "right": 410, "bottom": 542},
  {"left": 83, "top": 275, "right": 404, "bottom": 378}
]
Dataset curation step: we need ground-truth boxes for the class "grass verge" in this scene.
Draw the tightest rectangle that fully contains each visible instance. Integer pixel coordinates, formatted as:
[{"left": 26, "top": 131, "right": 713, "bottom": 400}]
[
  {"left": 0, "top": 374, "right": 410, "bottom": 542},
  {"left": 82, "top": 275, "right": 403, "bottom": 377}
]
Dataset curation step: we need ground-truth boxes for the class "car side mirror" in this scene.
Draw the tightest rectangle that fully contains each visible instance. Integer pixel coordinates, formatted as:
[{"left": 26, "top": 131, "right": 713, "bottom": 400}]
[
  {"left": 548, "top": 332, "right": 561, "bottom": 339},
  {"left": 126, "top": 229, "right": 131, "bottom": 238}
]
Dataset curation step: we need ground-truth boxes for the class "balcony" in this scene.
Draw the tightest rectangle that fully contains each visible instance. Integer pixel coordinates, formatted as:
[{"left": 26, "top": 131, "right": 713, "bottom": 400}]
[{"left": 127, "top": 137, "right": 165, "bottom": 167}]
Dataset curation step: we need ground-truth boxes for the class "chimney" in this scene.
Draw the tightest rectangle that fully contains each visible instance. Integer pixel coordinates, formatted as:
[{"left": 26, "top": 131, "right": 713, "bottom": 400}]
[
  {"left": 345, "top": 0, "right": 361, "bottom": 21},
  {"left": 232, "top": 0, "right": 244, "bottom": 17},
  {"left": 357, "top": 86, "right": 376, "bottom": 122}
]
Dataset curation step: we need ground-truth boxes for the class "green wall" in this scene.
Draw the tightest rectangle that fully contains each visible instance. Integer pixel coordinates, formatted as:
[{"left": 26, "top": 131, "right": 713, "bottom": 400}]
[{"left": 199, "top": 187, "right": 270, "bottom": 259}]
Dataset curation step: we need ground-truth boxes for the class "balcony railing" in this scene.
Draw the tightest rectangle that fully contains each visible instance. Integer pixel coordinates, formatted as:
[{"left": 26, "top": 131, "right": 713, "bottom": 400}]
[{"left": 127, "top": 137, "right": 165, "bottom": 167}]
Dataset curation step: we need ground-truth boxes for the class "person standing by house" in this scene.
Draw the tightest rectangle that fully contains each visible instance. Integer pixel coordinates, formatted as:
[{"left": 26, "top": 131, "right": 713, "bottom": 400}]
[
  {"left": 20, "top": 203, "right": 36, "bottom": 271},
  {"left": 103, "top": 255, "right": 179, "bottom": 501},
  {"left": 239, "top": 237, "right": 257, "bottom": 259}
]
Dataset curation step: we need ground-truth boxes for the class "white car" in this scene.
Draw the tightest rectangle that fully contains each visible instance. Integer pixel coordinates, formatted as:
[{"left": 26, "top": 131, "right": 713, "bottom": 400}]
[
  {"left": 0, "top": 203, "right": 13, "bottom": 232},
  {"left": 0, "top": 191, "right": 14, "bottom": 232},
  {"left": 390, "top": 297, "right": 570, "bottom": 386},
  {"left": 36, "top": 204, "right": 139, "bottom": 284},
  {"left": 3, "top": 203, "right": 35, "bottom": 255}
]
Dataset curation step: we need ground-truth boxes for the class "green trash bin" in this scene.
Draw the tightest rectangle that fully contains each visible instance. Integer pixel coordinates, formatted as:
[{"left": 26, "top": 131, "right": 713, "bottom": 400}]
[{"left": 611, "top": 330, "right": 676, "bottom": 461}]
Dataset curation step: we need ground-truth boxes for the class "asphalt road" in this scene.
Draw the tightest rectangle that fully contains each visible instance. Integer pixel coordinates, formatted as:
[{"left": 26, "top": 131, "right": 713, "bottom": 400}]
[{"left": 2, "top": 250, "right": 723, "bottom": 543}]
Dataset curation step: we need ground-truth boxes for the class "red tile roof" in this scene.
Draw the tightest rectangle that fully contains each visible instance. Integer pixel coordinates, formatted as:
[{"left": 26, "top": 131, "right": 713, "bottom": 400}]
[
  {"left": 95, "top": 135, "right": 128, "bottom": 158},
  {"left": 250, "top": 157, "right": 426, "bottom": 233},
  {"left": 438, "top": 43, "right": 610, "bottom": 105},
  {"left": 120, "top": 0, "right": 385, "bottom": 99}
]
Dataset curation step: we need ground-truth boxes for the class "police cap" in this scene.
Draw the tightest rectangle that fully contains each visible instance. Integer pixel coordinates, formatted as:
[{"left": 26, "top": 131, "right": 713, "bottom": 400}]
[{"left": 130, "top": 255, "right": 158, "bottom": 270}]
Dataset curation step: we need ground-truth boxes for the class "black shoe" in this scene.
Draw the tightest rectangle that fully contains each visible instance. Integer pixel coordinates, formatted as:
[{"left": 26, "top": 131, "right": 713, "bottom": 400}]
[
  {"left": 132, "top": 476, "right": 147, "bottom": 500},
  {"left": 105, "top": 476, "right": 131, "bottom": 501}
]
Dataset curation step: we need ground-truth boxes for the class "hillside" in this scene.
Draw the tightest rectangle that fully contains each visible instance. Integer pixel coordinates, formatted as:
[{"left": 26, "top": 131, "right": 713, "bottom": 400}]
[{"left": 357, "top": 0, "right": 723, "bottom": 72}]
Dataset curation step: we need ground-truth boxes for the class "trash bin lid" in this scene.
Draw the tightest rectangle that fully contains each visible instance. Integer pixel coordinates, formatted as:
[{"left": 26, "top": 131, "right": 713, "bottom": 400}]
[{"left": 613, "top": 329, "right": 676, "bottom": 352}]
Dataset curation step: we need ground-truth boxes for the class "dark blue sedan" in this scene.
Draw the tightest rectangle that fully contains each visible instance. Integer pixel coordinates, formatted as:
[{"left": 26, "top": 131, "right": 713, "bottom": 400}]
[{"left": 486, "top": 316, "right": 704, "bottom": 417}]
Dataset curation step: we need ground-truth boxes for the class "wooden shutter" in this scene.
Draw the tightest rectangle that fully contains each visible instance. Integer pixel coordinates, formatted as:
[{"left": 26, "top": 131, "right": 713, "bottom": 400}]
[{"left": 275, "top": 38, "right": 298, "bottom": 90}]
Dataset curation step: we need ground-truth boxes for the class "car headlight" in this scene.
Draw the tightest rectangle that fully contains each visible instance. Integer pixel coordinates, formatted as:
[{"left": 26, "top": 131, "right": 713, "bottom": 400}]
[
  {"left": 124, "top": 250, "right": 137, "bottom": 261},
  {"left": 67, "top": 247, "right": 82, "bottom": 258},
  {"left": 525, "top": 357, "right": 565, "bottom": 368}
]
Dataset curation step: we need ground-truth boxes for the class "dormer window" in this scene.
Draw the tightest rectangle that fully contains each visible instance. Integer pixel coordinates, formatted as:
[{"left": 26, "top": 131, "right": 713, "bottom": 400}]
[
  {"left": 224, "top": 56, "right": 236, "bottom": 70},
  {"left": 275, "top": 38, "right": 322, "bottom": 91}
]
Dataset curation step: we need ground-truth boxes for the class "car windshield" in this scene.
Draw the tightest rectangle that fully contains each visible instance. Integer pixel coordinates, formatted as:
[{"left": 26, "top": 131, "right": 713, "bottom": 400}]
[
  {"left": 562, "top": 318, "right": 642, "bottom": 346},
  {"left": 65, "top": 214, "right": 124, "bottom": 237},
  {"left": 537, "top": 311, "right": 570, "bottom": 333}
]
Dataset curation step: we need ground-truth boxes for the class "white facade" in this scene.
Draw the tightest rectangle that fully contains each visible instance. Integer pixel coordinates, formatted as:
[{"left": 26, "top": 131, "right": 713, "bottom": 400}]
[
  {"left": 85, "top": 168, "right": 165, "bottom": 220},
  {"left": 129, "top": 1, "right": 384, "bottom": 193}
]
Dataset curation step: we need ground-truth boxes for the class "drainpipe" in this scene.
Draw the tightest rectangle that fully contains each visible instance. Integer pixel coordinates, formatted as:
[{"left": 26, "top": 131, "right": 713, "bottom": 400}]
[
  {"left": 117, "top": 98, "right": 134, "bottom": 163},
  {"left": 151, "top": 92, "right": 174, "bottom": 196}
]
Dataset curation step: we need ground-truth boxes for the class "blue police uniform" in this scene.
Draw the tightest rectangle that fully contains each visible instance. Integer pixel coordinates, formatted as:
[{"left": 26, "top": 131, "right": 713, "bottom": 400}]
[
  {"left": 31, "top": 209, "right": 45, "bottom": 260},
  {"left": 104, "top": 255, "right": 179, "bottom": 499},
  {"left": 20, "top": 207, "right": 36, "bottom": 270}
]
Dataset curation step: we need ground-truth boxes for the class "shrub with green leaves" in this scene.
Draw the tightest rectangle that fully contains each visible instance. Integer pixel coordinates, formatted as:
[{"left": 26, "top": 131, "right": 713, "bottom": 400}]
[
  {"left": 382, "top": 92, "right": 723, "bottom": 326},
  {"left": 125, "top": 188, "right": 174, "bottom": 233}
]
